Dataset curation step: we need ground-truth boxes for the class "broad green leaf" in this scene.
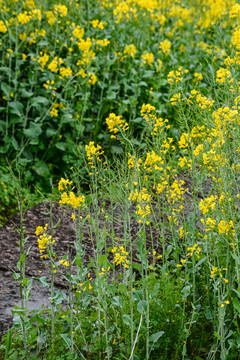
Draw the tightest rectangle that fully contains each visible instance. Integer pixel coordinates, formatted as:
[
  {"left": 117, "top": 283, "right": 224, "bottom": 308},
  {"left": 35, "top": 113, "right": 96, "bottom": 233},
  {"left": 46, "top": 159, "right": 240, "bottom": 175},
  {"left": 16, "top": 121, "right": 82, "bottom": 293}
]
[
  {"left": 112, "top": 296, "right": 122, "bottom": 309},
  {"left": 20, "top": 89, "right": 34, "bottom": 98},
  {"left": 24, "top": 122, "right": 42, "bottom": 139},
  {"left": 111, "top": 146, "right": 123, "bottom": 154},
  {"left": 98, "top": 254, "right": 108, "bottom": 266},
  {"left": 12, "top": 137, "right": 19, "bottom": 150},
  {"left": 1, "top": 82, "right": 11, "bottom": 97},
  {"left": 46, "top": 128, "right": 57, "bottom": 137},
  {"left": 137, "top": 300, "right": 147, "bottom": 314},
  {"left": 149, "top": 331, "right": 164, "bottom": 343},
  {"left": 33, "top": 161, "right": 49, "bottom": 177},
  {"left": 214, "top": 331, "right": 221, "bottom": 341},
  {"left": 122, "top": 314, "right": 132, "bottom": 326},
  {"left": 38, "top": 276, "right": 49, "bottom": 288},
  {"left": 9, "top": 101, "right": 23, "bottom": 116},
  {"left": 60, "top": 334, "right": 71, "bottom": 348},
  {"left": 181, "top": 285, "right": 191, "bottom": 300},
  {"left": 106, "top": 92, "right": 116, "bottom": 100},
  {"left": 233, "top": 298, "right": 240, "bottom": 314},
  {"left": 55, "top": 142, "right": 66, "bottom": 151},
  {"left": 30, "top": 96, "right": 49, "bottom": 107}
]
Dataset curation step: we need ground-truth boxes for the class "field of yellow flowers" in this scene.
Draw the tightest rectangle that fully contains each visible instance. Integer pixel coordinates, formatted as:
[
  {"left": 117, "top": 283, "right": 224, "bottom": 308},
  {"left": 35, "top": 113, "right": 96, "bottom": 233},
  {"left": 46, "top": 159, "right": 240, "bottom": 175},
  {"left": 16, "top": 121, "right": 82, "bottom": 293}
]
[{"left": 2, "top": 0, "right": 240, "bottom": 359}]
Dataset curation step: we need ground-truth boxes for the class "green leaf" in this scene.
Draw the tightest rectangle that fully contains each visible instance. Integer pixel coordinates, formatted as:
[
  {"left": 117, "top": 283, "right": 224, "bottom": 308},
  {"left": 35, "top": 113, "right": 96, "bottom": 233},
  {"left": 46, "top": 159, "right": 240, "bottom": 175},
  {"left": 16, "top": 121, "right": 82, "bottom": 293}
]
[
  {"left": 46, "top": 128, "right": 57, "bottom": 137},
  {"left": 55, "top": 142, "right": 66, "bottom": 151},
  {"left": 12, "top": 137, "right": 19, "bottom": 150},
  {"left": 137, "top": 300, "right": 147, "bottom": 314},
  {"left": 118, "top": 284, "right": 127, "bottom": 294},
  {"left": 132, "top": 290, "right": 143, "bottom": 302},
  {"left": 158, "top": 79, "right": 168, "bottom": 86},
  {"left": 33, "top": 161, "right": 50, "bottom": 177},
  {"left": 5, "top": 328, "right": 13, "bottom": 358},
  {"left": 1, "top": 82, "right": 11, "bottom": 97},
  {"left": 112, "top": 296, "right": 122, "bottom": 309},
  {"left": 24, "top": 122, "right": 42, "bottom": 139},
  {"left": 196, "top": 257, "right": 206, "bottom": 269},
  {"left": 139, "top": 81, "right": 148, "bottom": 87},
  {"left": 61, "top": 114, "right": 74, "bottom": 124},
  {"left": 20, "top": 89, "right": 34, "bottom": 98},
  {"left": 233, "top": 298, "right": 240, "bottom": 314},
  {"left": 98, "top": 254, "right": 108, "bottom": 267},
  {"left": 106, "top": 92, "right": 117, "bottom": 100},
  {"left": 60, "top": 334, "right": 71, "bottom": 348},
  {"left": 181, "top": 285, "right": 191, "bottom": 300},
  {"left": 149, "top": 331, "right": 164, "bottom": 343},
  {"left": 143, "top": 70, "right": 154, "bottom": 78},
  {"left": 30, "top": 96, "right": 49, "bottom": 107},
  {"left": 111, "top": 146, "right": 123, "bottom": 154},
  {"left": 13, "top": 272, "right": 20, "bottom": 280},
  {"left": 9, "top": 101, "right": 23, "bottom": 117},
  {"left": 19, "top": 254, "right": 26, "bottom": 264},
  {"left": 132, "top": 262, "right": 141, "bottom": 272},
  {"left": 38, "top": 276, "right": 49, "bottom": 288},
  {"left": 122, "top": 314, "right": 132, "bottom": 326},
  {"left": 52, "top": 289, "right": 67, "bottom": 305},
  {"left": 214, "top": 331, "right": 221, "bottom": 341}
]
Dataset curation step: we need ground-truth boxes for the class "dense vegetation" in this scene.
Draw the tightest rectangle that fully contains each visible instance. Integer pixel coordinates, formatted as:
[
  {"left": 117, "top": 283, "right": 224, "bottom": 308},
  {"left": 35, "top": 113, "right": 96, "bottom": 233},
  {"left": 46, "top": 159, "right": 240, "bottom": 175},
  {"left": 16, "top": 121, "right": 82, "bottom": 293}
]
[{"left": 1, "top": 0, "right": 240, "bottom": 359}]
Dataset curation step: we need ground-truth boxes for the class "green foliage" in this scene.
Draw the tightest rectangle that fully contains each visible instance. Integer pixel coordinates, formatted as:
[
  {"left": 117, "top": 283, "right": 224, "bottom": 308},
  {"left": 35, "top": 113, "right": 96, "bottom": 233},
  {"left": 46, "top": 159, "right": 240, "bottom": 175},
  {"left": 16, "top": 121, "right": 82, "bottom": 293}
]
[
  {"left": 0, "top": 0, "right": 233, "bottom": 188},
  {"left": 2, "top": 0, "right": 240, "bottom": 359}
]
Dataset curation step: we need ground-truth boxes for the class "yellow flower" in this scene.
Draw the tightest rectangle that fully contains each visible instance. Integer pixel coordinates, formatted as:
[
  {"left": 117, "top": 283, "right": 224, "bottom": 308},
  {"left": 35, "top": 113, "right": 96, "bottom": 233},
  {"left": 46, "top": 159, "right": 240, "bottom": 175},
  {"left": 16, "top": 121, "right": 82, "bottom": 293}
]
[
  {"left": 72, "top": 26, "right": 84, "bottom": 40},
  {"left": 106, "top": 113, "right": 129, "bottom": 134},
  {"left": 216, "top": 68, "right": 231, "bottom": 83},
  {"left": 91, "top": 19, "right": 104, "bottom": 29},
  {"left": 123, "top": 44, "right": 137, "bottom": 58},
  {"left": 59, "top": 260, "right": 70, "bottom": 267},
  {"left": 58, "top": 178, "right": 73, "bottom": 191},
  {"left": 17, "top": 12, "right": 30, "bottom": 25},
  {"left": 199, "top": 195, "right": 217, "bottom": 215},
  {"left": 59, "top": 192, "right": 85, "bottom": 209},
  {"left": 232, "top": 28, "right": 240, "bottom": 51},
  {"left": 159, "top": 39, "right": 171, "bottom": 55},
  {"left": 59, "top": 67, "right": 73, "bottom": 77},
  {"left": 96, "top": 39, "right": 110, "bottom": 47},
  {"left": 0, "top": 20, "right": 7, "bottom": 33},
  {"left": 85, "top": 141, "right": 104, "bottom": 166},
  {"left": 38, "top": 53, "right": 49, "bottom": 69},
  {"left": 35, "top": 226, "right": 43, "bottom": 236},
  {"left": 88, "top": 72, "right": 97, "bottom": 85},
  {"left": 46, "top": 11, "right": 56, "bottom": 26},
  {"left": 141, "top": 52, "right": 154, "bottom": 66},
  {"left": 54, "top": 4, "right": 68, "bottom": 17}
]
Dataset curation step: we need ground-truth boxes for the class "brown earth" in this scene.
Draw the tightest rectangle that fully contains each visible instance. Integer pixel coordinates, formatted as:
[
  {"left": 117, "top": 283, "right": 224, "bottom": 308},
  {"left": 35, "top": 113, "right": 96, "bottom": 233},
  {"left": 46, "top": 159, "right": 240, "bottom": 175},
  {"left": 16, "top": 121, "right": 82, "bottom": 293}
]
[{"left": 0, "top": 200, "right": 163, "bottom": 340}]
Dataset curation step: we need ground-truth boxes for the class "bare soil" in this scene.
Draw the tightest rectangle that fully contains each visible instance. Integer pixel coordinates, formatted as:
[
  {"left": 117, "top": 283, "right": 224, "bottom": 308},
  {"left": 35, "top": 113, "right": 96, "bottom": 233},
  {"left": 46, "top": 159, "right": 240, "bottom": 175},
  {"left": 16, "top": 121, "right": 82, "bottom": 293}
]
[{"left": 0, "top": 200, "right": 162, "bottom": 339}]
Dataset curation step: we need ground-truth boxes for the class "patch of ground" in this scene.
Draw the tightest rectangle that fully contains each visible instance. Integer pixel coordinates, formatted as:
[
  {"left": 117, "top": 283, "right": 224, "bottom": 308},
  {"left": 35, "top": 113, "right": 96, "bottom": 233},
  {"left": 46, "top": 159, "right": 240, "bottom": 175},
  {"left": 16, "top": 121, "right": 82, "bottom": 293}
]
[{"left": 0, "top": 200, "right": 163, "bottom": 340}]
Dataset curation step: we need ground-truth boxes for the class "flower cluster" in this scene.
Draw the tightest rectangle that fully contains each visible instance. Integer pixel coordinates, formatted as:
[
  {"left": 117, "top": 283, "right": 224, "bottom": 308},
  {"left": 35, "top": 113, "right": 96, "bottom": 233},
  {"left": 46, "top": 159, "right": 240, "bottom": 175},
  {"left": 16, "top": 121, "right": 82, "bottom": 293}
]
[
  {"left": 111, "top": 246, "right": 129, "bottom": 268},
  {"left": 141, "top": 104, "right": 169, "bottom": 135},
  {"left": 159, "top": 39, "right": 171, "bottom": 55},
  {"left": 106, "top": 113, "right": 129, "bottom": 138},
  {"left": 216, "top": 68, "right": 232, "bottom": 83},
  {"left": 129, "top": 187, "right": 151, "bottom": 223},
  {"left": 167, "top": 67, "right": 188, "bottom": 85},
  {"left": 35, "top": 223, "right": 55, "bottom": 259},
  {"left": 85, "top": 141, "right": 104, "bottom": 167},
  {"left": 58, "top": 178, "right": 85, "bottom": 209}
]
